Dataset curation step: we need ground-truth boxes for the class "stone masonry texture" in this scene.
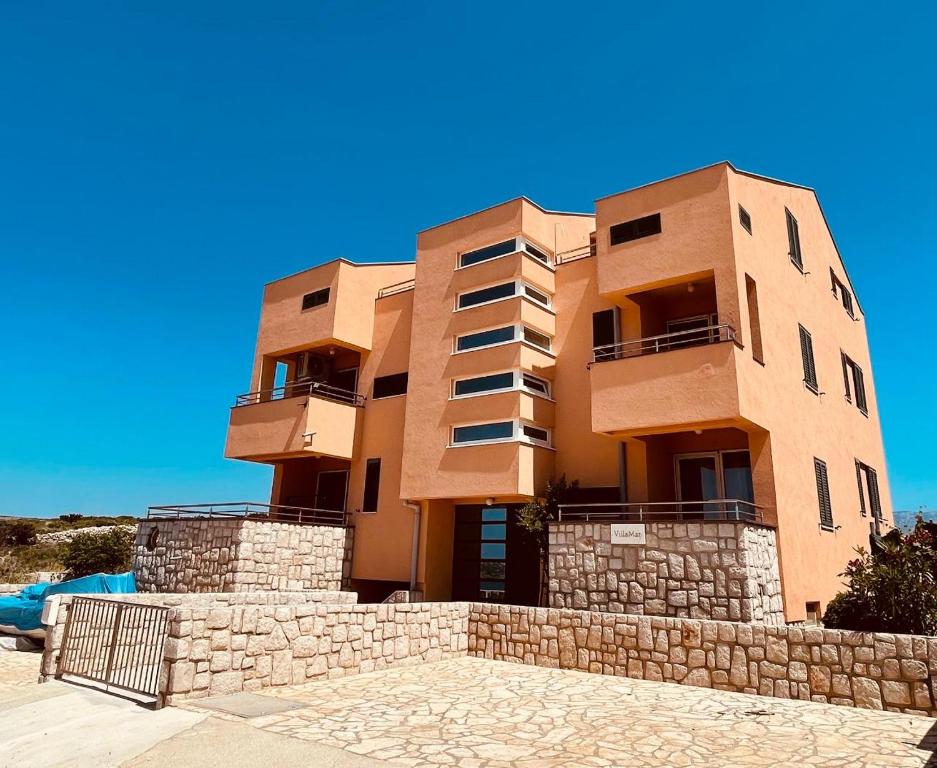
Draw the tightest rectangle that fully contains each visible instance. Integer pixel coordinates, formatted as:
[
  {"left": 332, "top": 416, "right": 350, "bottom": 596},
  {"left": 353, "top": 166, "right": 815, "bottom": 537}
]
[
  {"left": 549, "top": 521, "right": 784, "bottom": 624},
  {"left": 132, "top": 518, "right": 353, "bottom": 593}
]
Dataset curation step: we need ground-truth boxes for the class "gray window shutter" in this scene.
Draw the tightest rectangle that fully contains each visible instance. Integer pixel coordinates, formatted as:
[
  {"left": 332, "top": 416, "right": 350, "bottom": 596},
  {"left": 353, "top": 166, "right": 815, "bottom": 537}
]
[
  {"left": 867, "top": 467, "right": 882, "bottom": 520},
  {"left": 799, "top": 325, "right": 818, "bottom": 392},
  {"left": 814, "top": 458, "right": 833, "bottom": 529},
  {"left": 855, "top": 460, "right": 867, "bottom": 516}
]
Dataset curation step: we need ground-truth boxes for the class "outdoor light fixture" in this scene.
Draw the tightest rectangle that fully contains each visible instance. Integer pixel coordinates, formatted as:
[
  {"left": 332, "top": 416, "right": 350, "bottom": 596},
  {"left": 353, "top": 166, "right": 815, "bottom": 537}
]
[{"left": 485, "top": 497, "right": 494, "bottom": 506}]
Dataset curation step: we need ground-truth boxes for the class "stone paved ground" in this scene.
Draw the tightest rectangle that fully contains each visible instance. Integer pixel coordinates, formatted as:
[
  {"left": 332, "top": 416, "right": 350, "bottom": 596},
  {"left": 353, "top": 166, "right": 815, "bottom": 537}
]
[{"left": 187, "top": 657, "right": 937, "bottom": 768}]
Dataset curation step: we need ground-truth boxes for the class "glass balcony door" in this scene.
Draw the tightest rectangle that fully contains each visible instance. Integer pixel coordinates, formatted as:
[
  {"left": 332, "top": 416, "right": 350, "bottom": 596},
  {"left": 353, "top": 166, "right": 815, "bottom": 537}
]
[{"left": 675, "top": 450, "right": 753, "bottom": 515}]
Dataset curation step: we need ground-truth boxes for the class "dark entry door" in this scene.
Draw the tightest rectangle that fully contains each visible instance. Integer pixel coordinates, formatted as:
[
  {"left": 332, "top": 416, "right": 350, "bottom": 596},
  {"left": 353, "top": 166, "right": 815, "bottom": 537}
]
[
  {"left": 452, "top": 505, "right": 539, "bottom": 605},
  {"left": 315, "top": 470, "right": 348, "bottom": 511}
]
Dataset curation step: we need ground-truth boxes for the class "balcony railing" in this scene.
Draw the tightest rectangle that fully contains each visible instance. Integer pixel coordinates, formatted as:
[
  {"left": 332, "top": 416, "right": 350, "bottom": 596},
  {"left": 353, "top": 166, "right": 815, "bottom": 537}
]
[
  {"left": 591, "top": 323, "right": 737, "bottom": 364},
  {"left": 556, "top": 499, "right": 766, "bottom": 525},
  {"left": 234, "top": 379, "right": 364, "bottom": 408},
  {"left": 555, "top": 243, "right": 596, "bottom": 265},
  {"left": 146, "top": 502, "right": 349, "bottom": 527},
  {"left": 378, "top": 278, "right": 415, "bottom": 298}
]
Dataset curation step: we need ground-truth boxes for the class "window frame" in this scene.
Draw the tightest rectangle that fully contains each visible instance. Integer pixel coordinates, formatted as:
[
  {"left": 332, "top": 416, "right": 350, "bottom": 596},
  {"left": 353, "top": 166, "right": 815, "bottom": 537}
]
[
  {"left": 456, "top": 236, "right": 554, "bottom": 270},
  {"left": 786, "top": 208, "right": 804, "bottom": 272},
  {"left": 830, "top": 269, "right": 856, "bottom": 319},
  {"left": 450, "top": 370, "right": 552, "bottom": 401},
  {"left": 372, "top": 371, "right": 409, "bottom": 400},
  {"left": 452, "top": 323, "right": 553, "bottom": 355},
  {"left": 454, "top": 279, "right": 552, "bottom": 312},
  {"left": 814, "top": 457, "right": 834, "bottom": 531},
  {"left": 449, "top": 418, "right": 553, "bottom": 448},
  {"left": 855, "top": 459, "right": 882, "bottom": 520},
  {"left": 798, "top": 324, "right": 819, "bottom": 394},
  {"left": 609, "top": 212, "right": 662, "bottom": 246},
  {"left": 301, "top": 287, "right": 331, "bottom": 311},
  {"left": 840, "top": 352, "right": 868, "bottom": 415},
  {"left": 361, "top": 458, "right": 381, "bottom": 514},
  {"left": 738, "top": 205, "right": 752, "bottom": 234}
]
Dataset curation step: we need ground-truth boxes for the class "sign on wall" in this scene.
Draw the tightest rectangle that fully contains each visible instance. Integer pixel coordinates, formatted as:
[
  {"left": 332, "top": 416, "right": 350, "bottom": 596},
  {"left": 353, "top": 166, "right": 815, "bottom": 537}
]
[{"left": 610, "top": 523, "right": 646, "bottom": 545}]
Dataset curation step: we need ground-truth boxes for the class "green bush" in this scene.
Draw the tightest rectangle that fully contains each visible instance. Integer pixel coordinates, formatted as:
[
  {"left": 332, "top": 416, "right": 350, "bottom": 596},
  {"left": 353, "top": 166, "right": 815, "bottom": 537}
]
[
  {"left": 62, "top": 527, "right": 134, "bottom": 579},
  {"left": 0, "top": 519, "right": 38, "bottom": 546},
  {"left": 823, "top": 517, "right": 937, "bottom": 635}
]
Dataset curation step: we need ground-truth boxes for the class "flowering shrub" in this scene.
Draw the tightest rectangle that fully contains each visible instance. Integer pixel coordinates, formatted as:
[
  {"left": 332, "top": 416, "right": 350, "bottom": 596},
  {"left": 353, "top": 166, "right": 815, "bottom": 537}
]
[{"left": 823, "top": 517, "right": 937, "bottom": 635}]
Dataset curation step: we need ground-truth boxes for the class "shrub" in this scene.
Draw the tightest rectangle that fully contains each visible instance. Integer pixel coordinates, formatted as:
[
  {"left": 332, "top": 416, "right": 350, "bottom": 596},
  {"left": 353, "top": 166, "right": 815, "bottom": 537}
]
[
  {"left": 62, "top": 527, "right": 134, "bottom": 579},
  {"left": 823, "top": 517, "right": 937, "bottom": 635},
  {"left": 0, "top": 519, "right": 38, "bottom": 546},
  {"left": 517, "top": 475, "right": 578, "bottom": 607}
]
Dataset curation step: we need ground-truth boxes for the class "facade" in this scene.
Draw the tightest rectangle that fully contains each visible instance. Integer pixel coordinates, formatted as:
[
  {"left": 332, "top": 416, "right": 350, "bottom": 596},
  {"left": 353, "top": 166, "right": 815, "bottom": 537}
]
[{"left": 223, "top": 162, "right": 892, "bottom": 622}]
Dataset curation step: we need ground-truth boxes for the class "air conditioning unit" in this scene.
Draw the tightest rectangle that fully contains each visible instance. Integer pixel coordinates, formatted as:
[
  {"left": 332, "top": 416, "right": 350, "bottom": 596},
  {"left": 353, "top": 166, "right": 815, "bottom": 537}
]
[{"left": 296, "top": 352, "right": 331, "bottom": 383}]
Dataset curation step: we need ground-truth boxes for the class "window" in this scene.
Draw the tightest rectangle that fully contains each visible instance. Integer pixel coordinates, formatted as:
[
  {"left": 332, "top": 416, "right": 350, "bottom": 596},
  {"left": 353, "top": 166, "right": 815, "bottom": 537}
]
[
  {"left": 739, "top": 205, "right": 752, "bottom": 234},
  {"left": 520, "top": 373, "right": 550, "bottom": 397},
  {"left": 522, "top": 326, "right": 552, "bottom": 351},
  {"left": 855, "top": 460, "right": 882, "bottom": 519},
  {"left": 372, "top": 372, "right": 408, "bottom": 399},
  {"left": 456, "top": 280, "right": 551, "bottom": 311},
  {"left": 458, "top": 237, "right": 552, "bottom": 268},
  {"left": 814, "top": 458, "right": 834, "bottom": 530},
  {"left": 841, "top": 353, "right": 867, "bottom": 414},
  {"left": 301, "top": 287, "right": 330, "bottom": 310},
  {"left": 786, "top": 208, "right": 803, "bottom": 271},
  {"left": 592, "top": 308, "right": 619, "bottom": 361},
  {"left": 609, "top": 213, "right": 661, "bottom": 246},
  {"left": 830, "top": 269, "right": 855, "bottom": 318},
  {"left": 455, "top": 325, "right": 516, "bottom": 352},
  {"left": 745, "top": 275, "right": 764, "bottom": 364},
  {"left": 452, "top": 421, "right": 514, "bottom": 445},
  {"left": 798, "top": 324, "right": 818, "bottom": 393},
  {"left": 457, "top": 282, "right": 516, "bottom": 309},
  {"left": 362, "top": 459, "right": 381, "bottom": 513},
  {"left": 453, "top": 372, "right": 514, "bottom": 397},
  {"left": 520, "top": 424, "right": 550, "bottom": 446}
]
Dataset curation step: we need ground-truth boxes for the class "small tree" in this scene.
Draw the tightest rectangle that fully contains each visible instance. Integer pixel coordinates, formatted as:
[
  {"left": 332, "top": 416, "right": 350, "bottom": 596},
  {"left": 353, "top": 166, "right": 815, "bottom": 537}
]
[
  {"left": 0, "top": 519, "right": 38, "bottom": 547},
  {"left": 63, "top": 527, "right": 134, "bottom": 579},
  {"left": 517, "top": 475, "right": 578, "bottom": 607},
  {"left": 823, "top": 516, "right": 937, "bottom": 635}
]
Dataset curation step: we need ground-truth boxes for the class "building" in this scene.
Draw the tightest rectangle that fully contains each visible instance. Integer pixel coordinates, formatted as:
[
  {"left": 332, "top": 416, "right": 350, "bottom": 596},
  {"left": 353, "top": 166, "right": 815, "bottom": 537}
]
[{"left": 223, "top": 161, "right": 892, "bottom": 622}]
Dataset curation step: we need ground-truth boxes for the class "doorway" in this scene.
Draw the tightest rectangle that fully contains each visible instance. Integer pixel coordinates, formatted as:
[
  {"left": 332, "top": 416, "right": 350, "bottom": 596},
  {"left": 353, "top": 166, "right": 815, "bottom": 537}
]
[
  {"left": 675, "top": 450, "right": 753, "bottom": 512},
  {"left": 315, "top": 470, "right": 349, "bottom": 511}
]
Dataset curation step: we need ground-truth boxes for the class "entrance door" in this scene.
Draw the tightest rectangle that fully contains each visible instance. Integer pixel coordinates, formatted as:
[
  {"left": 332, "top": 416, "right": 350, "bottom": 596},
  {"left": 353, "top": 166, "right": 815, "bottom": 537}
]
[
  {"left": 315, "top": 470, "right": 349, "bottom": 511},
  {"left": 675, "top": 454, "right": 720, "bottom": 514}
]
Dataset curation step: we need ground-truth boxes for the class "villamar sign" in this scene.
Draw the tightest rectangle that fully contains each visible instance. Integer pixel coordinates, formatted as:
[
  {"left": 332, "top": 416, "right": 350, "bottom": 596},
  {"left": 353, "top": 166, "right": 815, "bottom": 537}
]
[{"left": 610, "top": 523, "right": 647, "bottom": 545}]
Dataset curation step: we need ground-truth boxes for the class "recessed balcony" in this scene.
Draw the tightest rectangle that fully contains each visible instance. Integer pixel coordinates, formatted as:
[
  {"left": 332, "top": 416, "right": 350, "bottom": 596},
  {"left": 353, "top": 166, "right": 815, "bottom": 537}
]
[
  {"left": 589, "top": 323, "right": 743, "bottom": 436},
  {"left": 225, "top": 380, "right": 363, "bottom": 462}
]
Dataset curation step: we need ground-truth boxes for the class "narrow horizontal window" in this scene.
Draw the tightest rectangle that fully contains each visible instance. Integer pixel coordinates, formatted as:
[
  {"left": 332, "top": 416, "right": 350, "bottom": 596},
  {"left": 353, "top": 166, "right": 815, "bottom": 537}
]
[
  {"left": 521, "top": 424, "right": 550, "bottom": 444},
  {"left": 520, "top": 373, "right": 550, "bottom": 396},
  {"left": 522, "top": 241, "right": 551, "bottom": 264},
  {"left": 609, "top": 213, "right": 661, "bottom": 246},
  {"left": 522, "top": 326, "right": 552, "bottom": 351},
  {"left": 459, "top": 239, "right": 518, "bottom": 268},
  {"left": 455, "top": 326, "right": 516, "bottom": 352},
  {"left": 457, "top": 282, "right": 516, "bottom": 309},
  {"left": 739, "top": 205, "right": 752, "bottom": 234},
  {"left": 453, "top": 372, "right": 514, "bottom": 397},
  {"left": 301, "top": 287, "right": 330, "bottom": 310},
  {"left": 523, "top": 284, "right": 551, "bottom": 308},
  {"left": 452, "top": 422, "right": 514, "bottom": 444},
  {"left": 372, "top": 372, "right": 408, "bottom": 399}
]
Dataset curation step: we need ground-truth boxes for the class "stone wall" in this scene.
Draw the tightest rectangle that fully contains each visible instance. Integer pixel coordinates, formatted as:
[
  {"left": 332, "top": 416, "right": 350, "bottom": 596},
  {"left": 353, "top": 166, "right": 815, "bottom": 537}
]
[
  {"left": 161, "top": 602, "right": 469, "bottom": 702},
  {"left": 132, "top": 518, "right": 353, "bottom": 593},
  {"left": 549, "top": 521, "right": 783, "bottom": 624},
  {"left": 469, "top": 604, "right": 937, "bottom": 716}
]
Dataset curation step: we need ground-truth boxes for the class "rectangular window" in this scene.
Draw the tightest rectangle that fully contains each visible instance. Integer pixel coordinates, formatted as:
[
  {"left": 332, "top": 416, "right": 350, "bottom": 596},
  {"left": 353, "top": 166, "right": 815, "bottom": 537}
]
[
  {"left": 457, "top": 282, "right": 516, "bottom": 309},
  {"left": 523, "top": 284, "right": 551, "bottom": 308},
  {"left": 799, "top": 324, "right": 818, "bottom": 393},
  {"left": 814, "top": 458, "right": 834, "bottom": 530},
  {"left": 786, "top": 208, "right": 803, "bottom": 271},
  {"left": 745, "top": 275, "right": 764, "bottom": 364},
  {"left": 739, "top": 205, "right": 752, "bottom": 234},
  {"left": 520, "top": 424, "right": 550, "bottom": 445},
  {"left": 522, "top": 326, "right": 552, "bottom": 351},
  {"left": 609, "top": 213, "right": 661, "bottom": 246},
  {"left": 455, "top": 325, "right": 516, "bottom": 352},
  {"left": 830, "top": 269, "right": 855, "bottom": 318},
  {"left": 372, "top": 372, "right": 408, "bottom": 399},
  {"left": 520, "top": 373, "right": 550, "bottom": 397},
  {"left": 301, "top": 287, "right": 330, "bottom": 310},
  {"left": 452, "top": 422, "right": 514, "bottom": 445},
  {"left": 841, "top": 353, "right": 867, "bottom": 414},
  {"left": 458, "top": 237, "right": 552, "bottom": 268},
  {"left": 362, "top": 458, "right": 381, "bottom": 513},
  {"left": 453, "top": 372, "right": 514, "bottom": 397},
  {"left": 856, "top": 460, "right": 882, "bottom": 519}
]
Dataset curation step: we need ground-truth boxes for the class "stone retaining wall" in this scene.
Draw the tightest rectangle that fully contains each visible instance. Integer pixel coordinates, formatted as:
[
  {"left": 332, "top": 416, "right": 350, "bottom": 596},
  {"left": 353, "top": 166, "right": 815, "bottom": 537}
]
[
  {"left": 132, "top": 518, "right": 353, "bottom": 593},
  {"left": 161, "top": 602, "right": 469, "bottom": 702},
  {"left": 549, "top": 521, "right": 783, "bottom": 624},
  {"left": 469, "top": 603, "right": 937, "bottom": 716}
]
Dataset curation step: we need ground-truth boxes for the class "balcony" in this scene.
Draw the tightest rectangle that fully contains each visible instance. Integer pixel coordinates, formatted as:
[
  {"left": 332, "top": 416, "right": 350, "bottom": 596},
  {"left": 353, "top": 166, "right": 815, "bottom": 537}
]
[
  {"left": 225, "top": 381, "right": 362, "bottom": 461},
  {"left": 589, "top": 324, "right": 742, "bottom": 436},
  {"left": 556, "top": 499, "right": 767, "bottom": 525},
  {"left": 147, "top": 501, "right": 350, "bottom": 527}
]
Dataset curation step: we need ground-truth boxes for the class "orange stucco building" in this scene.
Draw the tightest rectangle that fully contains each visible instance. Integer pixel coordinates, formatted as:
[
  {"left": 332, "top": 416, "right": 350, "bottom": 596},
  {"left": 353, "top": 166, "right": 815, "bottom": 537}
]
[{"left": 224, "top": 162, "right": 892, "bottom": 622}]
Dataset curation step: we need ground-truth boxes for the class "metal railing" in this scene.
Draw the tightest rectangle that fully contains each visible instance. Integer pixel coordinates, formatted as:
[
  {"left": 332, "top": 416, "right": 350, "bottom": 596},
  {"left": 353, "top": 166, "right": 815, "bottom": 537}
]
[
  {"left": 378, "top": 278, "right": 415, "bottom": 298},
  {"left": 234, "top": 379, "right": 364, "bottom": 408},
  {"left": 556, "top": 499, "right": 766, "bottom": 524},
  {"left": 555, "top": 243, "right": 596, "bottom": 264},
  {"left": 147, "top": 501, "right": 349, "bottom": 527},
  {"left": 591, "top": 323, "right": 737, "bottom": 364},
  {"left": 56, "top": 597, "right": 170, "bottom": 708}
]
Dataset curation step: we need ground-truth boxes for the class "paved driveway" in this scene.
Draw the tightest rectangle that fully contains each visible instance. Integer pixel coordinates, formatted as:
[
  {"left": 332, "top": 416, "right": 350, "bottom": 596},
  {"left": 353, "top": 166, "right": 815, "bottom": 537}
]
[{"left": 186, "top": 657, "right": 937, "bottom": 768}]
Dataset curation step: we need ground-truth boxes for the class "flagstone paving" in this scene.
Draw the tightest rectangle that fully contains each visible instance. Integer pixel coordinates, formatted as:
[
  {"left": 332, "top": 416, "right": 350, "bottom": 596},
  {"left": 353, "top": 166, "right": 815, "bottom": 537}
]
[{"left": 184, "top": 657, "right": 937, "bottom": 767}]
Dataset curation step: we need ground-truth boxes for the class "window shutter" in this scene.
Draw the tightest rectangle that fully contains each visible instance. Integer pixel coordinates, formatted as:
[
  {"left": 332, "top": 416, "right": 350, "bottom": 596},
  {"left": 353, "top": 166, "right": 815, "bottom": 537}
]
[
  {"left": 855, "top": 460, "right": 867, "bottom": 516},
  {"left": 786, "top": 209, "right": 803, "bottom": 269},
  {"left": 814, "top": 458, "right": 833, "bottom": 529},
  {"left": 853, "top": 365, "right": 868, "bottom": 413},
  {"left": 799, "top": 325, "right": 818, "bottom": 391},
  {"left": 841, "top": 352, "right": 852, "bottom": 402},
  {"left": 867, "top": 467, "right": 882, "bottom": 520}
]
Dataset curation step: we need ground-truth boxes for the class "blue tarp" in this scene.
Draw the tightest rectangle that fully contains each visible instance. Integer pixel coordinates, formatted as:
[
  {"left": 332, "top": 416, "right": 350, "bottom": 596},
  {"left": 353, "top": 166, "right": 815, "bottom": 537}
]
[{"left": 0, "top": 572, "right": 136, "bottom": 632}]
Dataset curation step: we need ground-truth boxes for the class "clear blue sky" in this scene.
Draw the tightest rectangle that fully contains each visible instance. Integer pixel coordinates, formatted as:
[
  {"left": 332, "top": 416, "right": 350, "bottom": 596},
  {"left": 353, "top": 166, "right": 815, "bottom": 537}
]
[{"left": 0, "top": 2, "right": 934, "bottom": 518}]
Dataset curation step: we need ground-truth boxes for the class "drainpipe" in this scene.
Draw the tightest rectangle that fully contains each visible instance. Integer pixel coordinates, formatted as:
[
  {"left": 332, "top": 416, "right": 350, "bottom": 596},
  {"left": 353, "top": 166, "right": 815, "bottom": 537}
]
[{"left": 404, "top": 500, "right": 421, "bottom": 593}]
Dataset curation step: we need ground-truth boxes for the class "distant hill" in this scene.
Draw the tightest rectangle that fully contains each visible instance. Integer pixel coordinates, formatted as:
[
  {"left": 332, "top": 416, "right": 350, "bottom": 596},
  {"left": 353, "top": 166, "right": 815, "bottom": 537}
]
[{"left": 893, "top": 509, "right": 936, "bottom": 532}]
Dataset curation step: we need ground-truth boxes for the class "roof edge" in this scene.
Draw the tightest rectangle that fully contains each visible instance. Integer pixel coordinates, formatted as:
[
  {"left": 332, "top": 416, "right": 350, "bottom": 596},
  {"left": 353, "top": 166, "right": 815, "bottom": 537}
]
[
  {"left": 418, "top": 195, "right": 593, "bottom": 236},
  {"left": 264, "top": 257, "right": 415, "bottom": 286}
]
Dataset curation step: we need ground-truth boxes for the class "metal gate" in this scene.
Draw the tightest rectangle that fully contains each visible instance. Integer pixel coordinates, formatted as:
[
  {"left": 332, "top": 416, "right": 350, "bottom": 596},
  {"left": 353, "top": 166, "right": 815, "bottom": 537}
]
[{"left": 56, "top": 597, "right": 170, "bottom": 708}]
